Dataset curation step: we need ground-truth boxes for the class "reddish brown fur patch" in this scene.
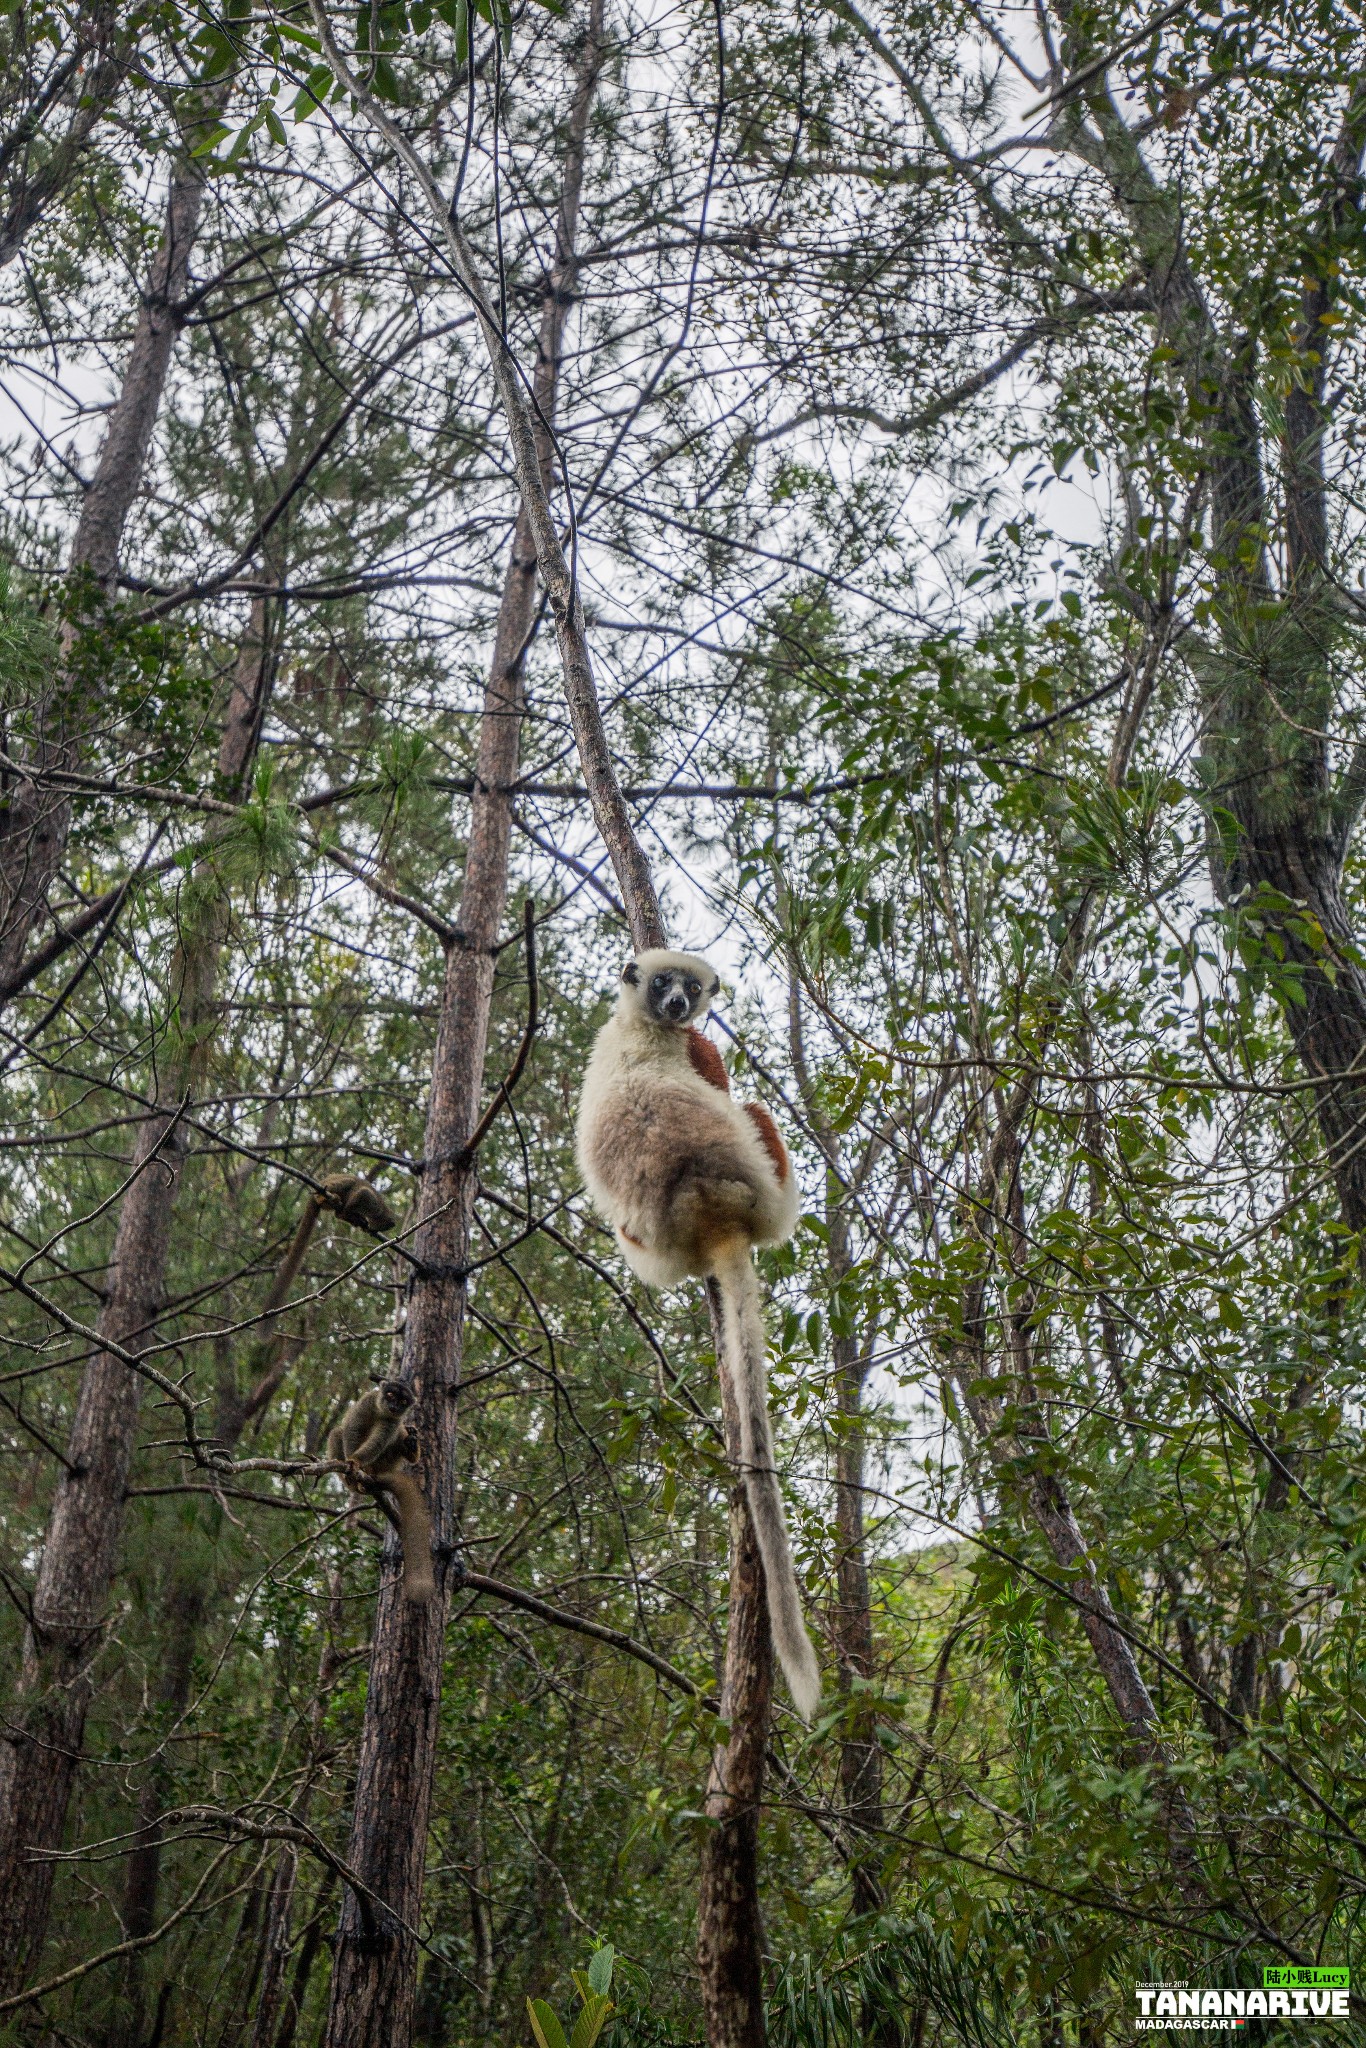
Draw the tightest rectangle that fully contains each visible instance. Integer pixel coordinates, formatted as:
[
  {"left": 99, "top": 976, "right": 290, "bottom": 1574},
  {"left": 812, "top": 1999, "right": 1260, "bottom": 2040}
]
[
  {"left": 744, "top": 1102, "right": 789, "bottom": 1184},
  {"left": 687, "top": 1028, "right": 730, "bottom": 1094},
  {"left": 621, "top": 1228, "right": 645, "bottom": 1247}
]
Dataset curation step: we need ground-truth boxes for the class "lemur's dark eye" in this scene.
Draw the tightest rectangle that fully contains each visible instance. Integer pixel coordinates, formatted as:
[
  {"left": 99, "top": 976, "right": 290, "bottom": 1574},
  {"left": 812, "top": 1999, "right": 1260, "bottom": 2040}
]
[
  {"left": 651, "top": 974, "right": 669, "bottom": 990},
  {"left": 686, "top": 980, "right": 700, "bottom": 997}
]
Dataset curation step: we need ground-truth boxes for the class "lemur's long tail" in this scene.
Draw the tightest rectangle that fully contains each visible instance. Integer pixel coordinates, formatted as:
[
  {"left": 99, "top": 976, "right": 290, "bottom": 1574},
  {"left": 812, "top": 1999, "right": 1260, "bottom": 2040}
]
[
  {"left": 382, "top": 1470, "right": 436, "bottom": 1604},
  {"left": 710, "top": 1238, "right": 822, "bottom": 1722}
]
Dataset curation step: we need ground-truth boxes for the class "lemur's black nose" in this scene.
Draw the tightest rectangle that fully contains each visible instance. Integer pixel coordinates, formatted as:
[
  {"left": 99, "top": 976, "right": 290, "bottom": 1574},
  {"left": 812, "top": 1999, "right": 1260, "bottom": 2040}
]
[{"left": 665, "top": 992, "right": 688, "bottom": 1020}]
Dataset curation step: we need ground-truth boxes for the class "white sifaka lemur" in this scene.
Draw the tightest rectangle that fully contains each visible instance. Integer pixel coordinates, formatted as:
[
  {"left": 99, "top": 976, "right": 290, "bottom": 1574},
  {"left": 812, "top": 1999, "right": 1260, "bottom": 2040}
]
[{"left": 575, "top": 949, "right": 820, "bottom": 1721}]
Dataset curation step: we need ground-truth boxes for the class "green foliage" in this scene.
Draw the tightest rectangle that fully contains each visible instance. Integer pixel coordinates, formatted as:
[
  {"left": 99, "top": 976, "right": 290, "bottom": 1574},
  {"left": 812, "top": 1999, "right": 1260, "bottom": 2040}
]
[
  {"left": 770, "top": 1914, "right": 1017, "bottom": 2048},
  {"left": 4, "top": 0, "right": 1366, "bottom": 2041},
  {"left": 0, "top": 562, "right": 54, "bottom": 707},
  {"left": 526, "top": 1946, "right": 618, "bottom": 2048}
]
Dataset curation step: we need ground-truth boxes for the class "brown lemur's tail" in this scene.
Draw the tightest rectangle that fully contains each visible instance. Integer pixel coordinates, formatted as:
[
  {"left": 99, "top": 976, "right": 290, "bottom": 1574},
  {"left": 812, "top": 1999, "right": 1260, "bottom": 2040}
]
[
  {"left": 378, "top": 1467, "right": 436, "bottom": 1604},
  {"left": 709, "top": 1237, "right": 822, "bottom": 1722}
]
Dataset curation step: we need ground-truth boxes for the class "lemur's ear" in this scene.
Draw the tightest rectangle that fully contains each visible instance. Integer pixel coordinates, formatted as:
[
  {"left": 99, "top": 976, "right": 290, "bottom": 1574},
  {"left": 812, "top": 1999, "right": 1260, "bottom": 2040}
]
[
  {"left": 708, "top": 976, "right": 720, "bottom": 996},
  {"left": 622, "top": 961, "right": 640, "bottom": 986}
]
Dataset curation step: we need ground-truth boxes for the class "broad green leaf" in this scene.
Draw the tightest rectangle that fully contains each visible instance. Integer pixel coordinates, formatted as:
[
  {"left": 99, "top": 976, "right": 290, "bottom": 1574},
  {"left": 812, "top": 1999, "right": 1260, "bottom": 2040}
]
[
  {"left": 568, "top": 1992, "right": 615, "bottom": 2048},
  {"left": 293, "top": 62, "right": 334, "bottom": 119},
  {"left": 526, "top": 1999, "right": 569, "bottom": 2048}
]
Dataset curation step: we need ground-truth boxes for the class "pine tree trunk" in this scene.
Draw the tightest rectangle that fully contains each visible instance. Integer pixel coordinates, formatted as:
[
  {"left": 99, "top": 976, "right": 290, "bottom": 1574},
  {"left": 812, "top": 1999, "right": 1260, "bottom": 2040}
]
[
  {"left": 786, "top": 968, "right": 887, "bottom": 1932},
  {"left": 317, "top": 515, "right": 530, "bottom": 2048},
  {"left": 697, "top": 1316, "right": 773, "bottom": 2048},
  {"left": 249, "top": 1575, "right": 346, "bottom": 2048},
  {"left": 0, "top": 1089, "right": 193, "bottom": 1988},
  {"left": 0, "top": 10, "right": 129, "bottom": 269},
  {"left": 319, "top": 19, "right": 601, "bottom": 2041},
  {"left": 0, "top": 604, "right": 272, "bottom": 1991},
  {"left": 831, "top": 1325, "right": 883, "bottom": 1917},
  {"left": 106, "top": 1582, "right": 206, "bottom": 2044},
  {"left": 0, "top": 107, "right": 214, "bottom": 990}
]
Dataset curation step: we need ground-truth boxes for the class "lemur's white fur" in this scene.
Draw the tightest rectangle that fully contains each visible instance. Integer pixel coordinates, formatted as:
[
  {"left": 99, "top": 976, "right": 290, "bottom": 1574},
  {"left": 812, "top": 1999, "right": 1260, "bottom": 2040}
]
[{"left": 576, "top": 948, "right": 818, "bottom": 1721}]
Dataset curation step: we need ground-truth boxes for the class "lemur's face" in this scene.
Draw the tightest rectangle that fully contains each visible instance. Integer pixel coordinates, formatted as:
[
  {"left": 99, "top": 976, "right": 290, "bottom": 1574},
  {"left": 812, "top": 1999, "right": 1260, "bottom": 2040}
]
[
  {"left": 622, "top": 951, "right": 720, "bottom": 1026},
  {"left": 648, "top": 965, "right": 705, "bottom": 1024},
  {"left": 380, "top": 1381, "right": 414, "bottom": 1416}
]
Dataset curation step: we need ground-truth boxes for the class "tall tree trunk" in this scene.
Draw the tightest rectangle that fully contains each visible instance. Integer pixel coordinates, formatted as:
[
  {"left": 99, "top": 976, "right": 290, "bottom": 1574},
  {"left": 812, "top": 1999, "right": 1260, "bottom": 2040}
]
[
  {"left": 113, "top": 1143, "right": 335, "bottom": 2048},
  {"left": 105, "top": 1581, "right": 206, "bottom": 2045},
  {"left": 949, "top": 1117, "right": 1206, "bottom": 1906},
  {"left": 829, "top": 1326, "right": 905, "bottom": 2047},
  {"left": 0, "top": 1048, "right": 195, "bottom": 1990},
  {"left": 319, "top": 18, "right": 602, "bottom": 2041},
  {"left": 78, "top": 542, "right": 320, "bottom": 2038},
  {"left": 0, "top": 5, "right": 130, "bottom": 269},
  {"left": 249, "top": 1574, "right": 346, "bottom": 2048},
  {"left": 316, "top": 483, "right": 528, "bottom": 2048},
  {"left": 274, "top": 1871, "right": 335, "bottom": 2048},
  {"left": 697, "top": 1327, "right": 773, "bottom": 2048},
  {"left": 1051, "top": 24, "right": 1366, "bottom": 1232},
  {"left": 1219, "top": 825, "right": 1366, "bottom": 1235},
  {"left": 785, "top": 959, "right": 887, "bottom": 1928},
  {"left": 0, "top": 599, "right": 271, "bottom": 1992},
  {"left": 466, "top": 1777, "right": 496, "bottom": 2021},
  {"left": 0, "top": 98, "right": 215, "bottom": 990},
  {"left": 956, "top": 1354, "right": 1206, "bottom": 1902},
  {"left": 1052, "top": 42, "right": 1366, "bottom": 1712},
  {"left": 830, "top": 1322, "right": 883, "bottom": 1912},
  {"left": 317, "top": 13, "right": 779, "bottom": 2036}
]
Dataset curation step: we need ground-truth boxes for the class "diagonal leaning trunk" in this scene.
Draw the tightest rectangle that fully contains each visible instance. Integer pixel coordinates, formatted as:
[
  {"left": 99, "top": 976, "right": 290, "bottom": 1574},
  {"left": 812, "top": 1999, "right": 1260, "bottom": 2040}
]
[
  {"left": 0, "top": 3, "right": 131, "bottom": 271},
  {"left": 1054, "top": 37, "right": 1366, "bottom": 1235},
  {"left": 786, "top": 958, "right": 900, "bottom": 2035},
  {"left": 318, "top": 16, "right": 603, "bottom": 2042},
  {"left": 1048, "top": 44, "right": 1366, "bottom": 1707},
  {"left": 312, "top": 9, "right": 777, "bottom": 2036},
  {"left": 948, "top": 1106, "right": 1207, "bottom": 1909},
  {"left": 0, "top": 97, "right": 215, "bottom": 992},
  {"left": 0, "top": 598, "right": 273, "bottom": 1993}
]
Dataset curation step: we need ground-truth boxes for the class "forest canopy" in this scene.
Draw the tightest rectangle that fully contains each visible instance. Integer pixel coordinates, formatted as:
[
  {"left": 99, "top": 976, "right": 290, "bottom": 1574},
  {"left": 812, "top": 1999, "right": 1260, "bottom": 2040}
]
[{"left": 0, "top": 0, "right": 1363, "bottom": 2041}]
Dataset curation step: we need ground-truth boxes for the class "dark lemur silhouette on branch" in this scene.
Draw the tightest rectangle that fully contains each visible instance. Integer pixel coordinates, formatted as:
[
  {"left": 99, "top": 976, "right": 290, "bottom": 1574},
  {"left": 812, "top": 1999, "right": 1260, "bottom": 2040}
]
[
  {"left": 267, "top": 1172, "right": 398, "bottom": 1314},
  {"left": 222, "top": 1172, "right": 400, "bottom": 1444},
  {"left": 576, "top": 949, "right": 821, "bottom": 1721},
  {"left": 328, "top": 1381, "right": 435, "bottom": 1605}
]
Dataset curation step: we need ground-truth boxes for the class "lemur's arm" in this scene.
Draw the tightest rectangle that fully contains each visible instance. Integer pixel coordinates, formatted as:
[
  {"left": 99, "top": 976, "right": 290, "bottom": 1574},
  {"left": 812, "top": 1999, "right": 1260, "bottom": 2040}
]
[
  {"left": 686, "top": 1028, "right": 730, "bottom": 1093},
  {"left": 685, "top": 1025, "right": 788, "bottom": 1180},
  {"left": 744, "top": 1102, "right": 790, "bottom": 1184},
  {"left": 351, "top": 1419, "right": 397, "bottom": 1466}
]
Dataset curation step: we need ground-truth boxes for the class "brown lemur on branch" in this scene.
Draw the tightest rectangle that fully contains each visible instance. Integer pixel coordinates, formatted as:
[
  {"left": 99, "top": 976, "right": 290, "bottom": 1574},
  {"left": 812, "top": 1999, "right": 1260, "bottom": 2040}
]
[
  {"left": 225, "top": 1173, "right": 400, "bottom": 1443},
  {"left": 575, "top": 949, "right": 820, "bottom": 1721},
  {"left": 327, "top": 1380, "right": 435, "bottom": 1605},
  {"left": 263, "top": 1172, "right": 398, "bottom": 1316}
]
